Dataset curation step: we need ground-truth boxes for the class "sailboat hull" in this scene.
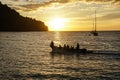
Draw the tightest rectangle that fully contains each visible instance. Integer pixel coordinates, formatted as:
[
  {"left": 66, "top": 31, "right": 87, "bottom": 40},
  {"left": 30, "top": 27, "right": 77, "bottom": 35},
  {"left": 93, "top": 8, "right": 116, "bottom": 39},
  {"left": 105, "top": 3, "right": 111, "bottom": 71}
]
[{"left": 91, "top": 31, "right": 98, "bottom": 36}]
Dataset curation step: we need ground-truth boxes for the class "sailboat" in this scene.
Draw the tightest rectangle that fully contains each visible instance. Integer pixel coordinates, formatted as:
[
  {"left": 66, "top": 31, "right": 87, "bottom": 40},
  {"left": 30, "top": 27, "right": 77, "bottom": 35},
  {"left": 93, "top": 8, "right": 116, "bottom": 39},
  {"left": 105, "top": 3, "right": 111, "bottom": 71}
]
[{"left": 90, "top": 10, "right": 98, "bottom": 36}]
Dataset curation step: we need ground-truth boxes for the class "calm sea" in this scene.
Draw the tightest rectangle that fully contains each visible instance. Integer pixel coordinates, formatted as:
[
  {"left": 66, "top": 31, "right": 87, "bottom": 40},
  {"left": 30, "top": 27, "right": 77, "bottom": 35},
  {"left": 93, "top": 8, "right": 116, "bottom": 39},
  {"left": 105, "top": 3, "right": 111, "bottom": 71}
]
[{"left": 0, "top": 31, "right": 120, "bottom": 80}]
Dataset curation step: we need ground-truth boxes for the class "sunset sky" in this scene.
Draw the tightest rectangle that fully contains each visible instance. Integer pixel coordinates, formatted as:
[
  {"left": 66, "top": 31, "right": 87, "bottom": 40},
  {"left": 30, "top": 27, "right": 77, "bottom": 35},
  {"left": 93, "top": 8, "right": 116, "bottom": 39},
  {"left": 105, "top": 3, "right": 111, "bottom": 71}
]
[{"left": 0, "top": 0, "right": 120, "bottom": 31}]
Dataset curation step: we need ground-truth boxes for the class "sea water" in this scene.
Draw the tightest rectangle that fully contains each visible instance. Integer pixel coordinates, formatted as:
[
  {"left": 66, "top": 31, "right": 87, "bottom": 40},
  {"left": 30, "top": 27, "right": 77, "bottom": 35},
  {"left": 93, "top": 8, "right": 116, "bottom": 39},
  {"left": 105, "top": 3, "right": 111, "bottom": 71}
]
[{"left": 0, "top": 31, "right": 120, "bottom": 80}]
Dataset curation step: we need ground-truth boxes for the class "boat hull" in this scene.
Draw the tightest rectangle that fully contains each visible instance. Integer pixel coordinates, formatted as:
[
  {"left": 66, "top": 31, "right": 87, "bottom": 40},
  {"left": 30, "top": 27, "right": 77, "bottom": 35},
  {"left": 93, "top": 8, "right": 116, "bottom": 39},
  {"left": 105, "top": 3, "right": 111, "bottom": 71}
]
[{"left": 50, "top": 46, "right": 93, "bottom": 54}]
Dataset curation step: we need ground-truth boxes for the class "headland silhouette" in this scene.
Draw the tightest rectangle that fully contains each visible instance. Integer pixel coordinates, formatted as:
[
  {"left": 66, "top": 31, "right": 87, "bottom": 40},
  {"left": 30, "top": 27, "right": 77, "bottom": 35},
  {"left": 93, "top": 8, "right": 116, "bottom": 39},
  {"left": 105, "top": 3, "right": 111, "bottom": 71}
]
[{"left": 0, "top": 2, "right": 48, "bottom": 31}]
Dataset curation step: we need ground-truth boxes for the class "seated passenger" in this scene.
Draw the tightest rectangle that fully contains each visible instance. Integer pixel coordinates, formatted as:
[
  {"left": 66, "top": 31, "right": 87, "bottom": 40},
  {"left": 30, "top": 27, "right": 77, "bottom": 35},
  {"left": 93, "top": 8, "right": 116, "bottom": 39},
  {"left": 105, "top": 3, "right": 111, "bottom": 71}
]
[
  {"left": 76, "top": 43, "right": 80, "bottom": 50},
  {"left": 50, "top": 41, "right": 54, "bottom": 48},
  {"left": 63, "top": 44, "right": 67, "bottom": 49},
  {"left": 59, "top": 45, "right": 62, "bottom": 49},
  {"left": 67, "top": 45, "right": 70, "bottom": 49}
]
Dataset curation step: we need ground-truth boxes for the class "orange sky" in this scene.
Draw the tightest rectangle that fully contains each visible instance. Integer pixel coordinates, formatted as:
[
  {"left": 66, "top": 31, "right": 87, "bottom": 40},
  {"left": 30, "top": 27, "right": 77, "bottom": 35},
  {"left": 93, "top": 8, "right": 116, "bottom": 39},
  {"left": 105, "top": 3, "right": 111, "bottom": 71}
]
[{"left": 1, "top": 0, "right": 120, "bottom": 31}]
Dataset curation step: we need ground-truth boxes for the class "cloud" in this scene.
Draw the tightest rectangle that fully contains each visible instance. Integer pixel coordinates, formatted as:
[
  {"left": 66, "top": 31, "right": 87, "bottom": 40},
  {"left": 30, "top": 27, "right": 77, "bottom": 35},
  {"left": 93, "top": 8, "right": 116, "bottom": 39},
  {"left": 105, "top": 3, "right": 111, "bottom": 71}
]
[
  {"left": 11, "top": 0, "right": 19, "bottom": 1},
  {"left": 13, "top": 0, "right": 71, "bottom": 11},
  {"left": 79, "top": 0, "right": 120, "bottom": 4},
  {"left": 100, "top": 12, "right": 120, "bottom": 20},
  {"left": 82, "top": 11, "right": 120, "bottom": 22},
  {"left": 18, "top": 0, "right": 120, "bottom": 10},
  {"left": 19, "top": 4, "right": 44, "bottom": 11},
  {"left": 1, "top": 0, "right": 120, "bottom": 11}
]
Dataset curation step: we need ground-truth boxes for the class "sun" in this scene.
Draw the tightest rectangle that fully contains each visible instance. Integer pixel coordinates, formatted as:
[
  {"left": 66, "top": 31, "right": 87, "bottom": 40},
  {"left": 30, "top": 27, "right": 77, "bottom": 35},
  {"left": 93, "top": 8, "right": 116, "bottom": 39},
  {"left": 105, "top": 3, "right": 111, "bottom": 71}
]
[{"left": 48, "top": 18, "right": 66, "bottom": 31}]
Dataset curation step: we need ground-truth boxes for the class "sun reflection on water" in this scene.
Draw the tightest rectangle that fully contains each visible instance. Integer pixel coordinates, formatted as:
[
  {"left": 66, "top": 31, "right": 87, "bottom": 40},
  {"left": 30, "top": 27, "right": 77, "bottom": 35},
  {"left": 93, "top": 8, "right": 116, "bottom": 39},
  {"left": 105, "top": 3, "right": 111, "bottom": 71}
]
[{"left": 53, "top": 31, "right": 62, "bottom": 46}]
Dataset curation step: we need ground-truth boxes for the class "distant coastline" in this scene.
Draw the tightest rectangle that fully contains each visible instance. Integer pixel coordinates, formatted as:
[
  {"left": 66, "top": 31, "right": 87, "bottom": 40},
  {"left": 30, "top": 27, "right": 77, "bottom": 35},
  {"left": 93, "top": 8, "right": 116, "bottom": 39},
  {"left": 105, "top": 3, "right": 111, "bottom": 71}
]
[{"left": 0, "top": 2, "right": 48, "bottom": 31}]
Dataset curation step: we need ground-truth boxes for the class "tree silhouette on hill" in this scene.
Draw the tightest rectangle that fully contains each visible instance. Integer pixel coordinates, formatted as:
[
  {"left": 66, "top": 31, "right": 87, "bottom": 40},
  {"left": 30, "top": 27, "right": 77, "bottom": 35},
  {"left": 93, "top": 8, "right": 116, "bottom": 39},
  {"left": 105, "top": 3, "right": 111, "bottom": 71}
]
[{"left": 0, "top": 2, "right": 48, "bottom": 31}]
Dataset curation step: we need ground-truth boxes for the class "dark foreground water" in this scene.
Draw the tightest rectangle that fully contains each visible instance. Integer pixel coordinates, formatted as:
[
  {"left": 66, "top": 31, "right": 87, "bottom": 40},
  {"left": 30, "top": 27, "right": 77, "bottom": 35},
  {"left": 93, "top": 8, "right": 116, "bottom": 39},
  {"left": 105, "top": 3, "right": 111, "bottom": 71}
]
[{"left": 0, "top": 31, "right": 120, "bottom": 80}]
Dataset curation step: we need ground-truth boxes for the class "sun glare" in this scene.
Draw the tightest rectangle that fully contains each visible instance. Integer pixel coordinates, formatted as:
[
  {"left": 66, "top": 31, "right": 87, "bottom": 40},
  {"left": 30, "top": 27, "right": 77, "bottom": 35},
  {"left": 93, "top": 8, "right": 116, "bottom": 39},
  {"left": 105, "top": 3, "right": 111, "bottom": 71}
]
[{"left": 48, "top": 18, "right": 66, "bottom": 31}]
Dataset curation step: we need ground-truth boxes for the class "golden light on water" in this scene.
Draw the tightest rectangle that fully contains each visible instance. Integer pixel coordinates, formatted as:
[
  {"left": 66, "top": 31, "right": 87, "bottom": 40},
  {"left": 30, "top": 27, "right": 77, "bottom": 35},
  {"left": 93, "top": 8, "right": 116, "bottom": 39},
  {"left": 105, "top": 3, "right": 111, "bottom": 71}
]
[{"left": 47, "top": 18, "right": 67, "bottom": 31}]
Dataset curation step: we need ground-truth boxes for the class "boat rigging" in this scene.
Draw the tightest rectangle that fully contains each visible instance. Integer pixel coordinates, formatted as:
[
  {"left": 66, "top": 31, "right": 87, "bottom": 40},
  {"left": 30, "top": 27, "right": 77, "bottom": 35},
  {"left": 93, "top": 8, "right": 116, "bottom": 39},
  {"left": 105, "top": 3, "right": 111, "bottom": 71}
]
[{"left": 90, "top": 10, "right": 98, "bottom": 36}]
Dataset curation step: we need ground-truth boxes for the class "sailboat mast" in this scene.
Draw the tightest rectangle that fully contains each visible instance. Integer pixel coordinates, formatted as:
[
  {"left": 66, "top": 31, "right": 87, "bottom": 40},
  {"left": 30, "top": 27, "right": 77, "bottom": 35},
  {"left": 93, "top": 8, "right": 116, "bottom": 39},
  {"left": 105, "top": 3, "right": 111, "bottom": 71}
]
[
  {"left": 95, "top": 10, "right": 96, "bottom": 32},
  {"left": 90, "top": 10, "right": 98, "bottom": 36}
]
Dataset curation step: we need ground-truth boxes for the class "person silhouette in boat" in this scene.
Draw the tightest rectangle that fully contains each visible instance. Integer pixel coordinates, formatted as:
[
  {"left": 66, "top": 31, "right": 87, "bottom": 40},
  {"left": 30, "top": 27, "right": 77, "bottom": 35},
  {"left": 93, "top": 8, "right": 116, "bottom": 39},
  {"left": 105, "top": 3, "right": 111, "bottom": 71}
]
[
  {"left": 50, "top": 41, "right": 54, "bottom": 49},
  {"left": 63, "top": 44, "right": 67, "bottom": 49},
  {"left": 76, "top": 43, "right": 80, "bottom": 50},
  {"left": 59, "top": 45, "right": 62, "bottom": 49}
]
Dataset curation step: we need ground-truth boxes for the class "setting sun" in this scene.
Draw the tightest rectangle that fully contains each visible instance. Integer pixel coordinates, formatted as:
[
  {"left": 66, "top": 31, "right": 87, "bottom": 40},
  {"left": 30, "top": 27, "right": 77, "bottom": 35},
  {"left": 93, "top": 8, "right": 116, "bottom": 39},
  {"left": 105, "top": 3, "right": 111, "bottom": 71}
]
[{"left": 48, "top": 18, "right": 67, "bottom": 31}]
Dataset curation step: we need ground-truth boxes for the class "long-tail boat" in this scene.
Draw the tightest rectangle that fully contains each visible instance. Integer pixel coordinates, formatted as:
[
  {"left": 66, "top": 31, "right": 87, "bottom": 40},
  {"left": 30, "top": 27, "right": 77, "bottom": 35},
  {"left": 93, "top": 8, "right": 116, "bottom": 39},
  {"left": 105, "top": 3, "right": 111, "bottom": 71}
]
[{"left": 50, "top": 41, "right": 93, "bottom": 54}]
